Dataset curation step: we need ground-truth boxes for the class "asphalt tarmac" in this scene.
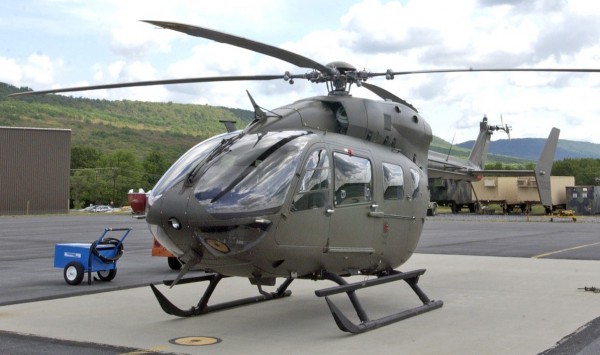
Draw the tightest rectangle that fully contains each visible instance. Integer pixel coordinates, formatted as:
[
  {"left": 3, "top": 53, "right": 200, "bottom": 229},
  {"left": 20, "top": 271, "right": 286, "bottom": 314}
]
[
  {"left": 0, "top": 214, "right": 182, "bottom": 306},
  {"left": 1, "top": 213, "right": 599, "bottom": 354}
]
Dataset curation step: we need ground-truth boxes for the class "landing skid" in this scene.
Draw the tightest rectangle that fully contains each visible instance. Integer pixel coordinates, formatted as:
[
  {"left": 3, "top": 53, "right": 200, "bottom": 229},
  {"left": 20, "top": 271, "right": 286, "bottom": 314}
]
[
  {"left": 149, "top": 269, "right": 442, "bottom": 334},
  {"left": 149, "top": 273, "right": 293, "bottom": 317},
  {"left": 315, "top": 269, "right": 443, "bottom": 333}
]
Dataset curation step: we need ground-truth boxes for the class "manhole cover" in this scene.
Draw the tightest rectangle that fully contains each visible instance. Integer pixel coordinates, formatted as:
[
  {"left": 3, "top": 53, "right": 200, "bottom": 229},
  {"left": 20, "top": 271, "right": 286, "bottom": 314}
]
[{"left": 169, "top": 336, "right": 222, "bottom": 346}]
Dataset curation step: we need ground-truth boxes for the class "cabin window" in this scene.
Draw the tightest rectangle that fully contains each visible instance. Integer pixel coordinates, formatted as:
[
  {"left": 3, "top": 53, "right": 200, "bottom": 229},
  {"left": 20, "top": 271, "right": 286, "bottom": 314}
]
[
  {"left": 382, "top": 163, "right": 404, "bottom": 200},
  {"left": 410, "top": 167, "right": 421, "bottom": 199},
  {"left": 333, "top": 152, "right": 372, "bottom": 206},
  {"left": 292, "top": 149, "right": 330, "bottom": 211},
  {"left": 383, "top": 163, "right": 404, "bottom": 200}
]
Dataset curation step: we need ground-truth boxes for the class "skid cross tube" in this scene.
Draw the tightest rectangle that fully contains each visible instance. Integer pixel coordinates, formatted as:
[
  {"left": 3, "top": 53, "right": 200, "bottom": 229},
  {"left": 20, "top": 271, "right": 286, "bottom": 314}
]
[
  {"left": 315, "top": 269, "right": 443, "bottom": 333},
  {"left": 149, "top": 273, "right": 293, "bottom": 317}
]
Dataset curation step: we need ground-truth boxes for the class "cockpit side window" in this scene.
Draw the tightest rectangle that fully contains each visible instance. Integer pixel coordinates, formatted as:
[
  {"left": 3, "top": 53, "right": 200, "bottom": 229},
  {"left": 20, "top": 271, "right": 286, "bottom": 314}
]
[
  {"left": 291, "top": 149, "right": 330, "bottom": 212},
  {"left": 410, "top": 167, "right": 421, "bottom": 200},
  {"left": 383, "top": 163, "right": 404, "bottom": 200},
  {"left": 333, "top": 152, "right": 372, "bottom": 206}
]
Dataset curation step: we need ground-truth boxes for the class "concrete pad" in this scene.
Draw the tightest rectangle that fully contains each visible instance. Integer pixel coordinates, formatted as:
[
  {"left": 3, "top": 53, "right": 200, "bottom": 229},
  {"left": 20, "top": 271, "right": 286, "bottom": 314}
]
[{"left": 1, "top": 253, "right": 599, "bottom": 354}]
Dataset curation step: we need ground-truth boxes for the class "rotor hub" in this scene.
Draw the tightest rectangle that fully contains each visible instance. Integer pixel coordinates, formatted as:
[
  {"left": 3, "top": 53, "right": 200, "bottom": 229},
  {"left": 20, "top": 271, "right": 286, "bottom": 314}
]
[{"left": 326, "top": 61, "right": 356, "bottom": 74}]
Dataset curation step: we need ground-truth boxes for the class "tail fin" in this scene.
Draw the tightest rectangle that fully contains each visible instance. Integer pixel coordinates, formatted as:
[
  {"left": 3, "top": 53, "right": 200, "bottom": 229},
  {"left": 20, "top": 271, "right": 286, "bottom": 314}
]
[
  {"left": 468, "top": 116, "right": 493, "bottom": 168},
  {"left": 468, "top": 115, "right": 513, "bottom": 169},
  {"left": 534, "top": 128, "right": 560, "bottom": 209}
]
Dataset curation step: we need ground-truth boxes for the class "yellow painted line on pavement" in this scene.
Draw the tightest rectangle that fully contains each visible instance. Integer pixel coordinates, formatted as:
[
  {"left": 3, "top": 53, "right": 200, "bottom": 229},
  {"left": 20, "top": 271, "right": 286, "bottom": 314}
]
[{"left": 532, "top": 241, "right": 600, "bottom": 259}]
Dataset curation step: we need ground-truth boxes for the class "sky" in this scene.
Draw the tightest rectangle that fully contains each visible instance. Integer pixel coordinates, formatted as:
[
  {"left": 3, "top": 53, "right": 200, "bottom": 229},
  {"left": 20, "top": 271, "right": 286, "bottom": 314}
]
[{"left": 1, "top": 0, "right": 600, "bottom": 144}]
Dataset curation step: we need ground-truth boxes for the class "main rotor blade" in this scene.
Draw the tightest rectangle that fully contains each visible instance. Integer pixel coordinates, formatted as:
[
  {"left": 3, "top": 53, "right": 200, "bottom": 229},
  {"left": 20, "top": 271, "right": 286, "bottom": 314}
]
[
  {"left": 373, "top": 67, "right": 600, "bottom": 77},
  {"left": 8, "top": 75, "right": 286, "bottom": 97},
  {"left": 143, "top": 20, "right": 334, "bottom": 75},
  {"left": 361, "top": 82, "right": 418, "bottom": 112}
]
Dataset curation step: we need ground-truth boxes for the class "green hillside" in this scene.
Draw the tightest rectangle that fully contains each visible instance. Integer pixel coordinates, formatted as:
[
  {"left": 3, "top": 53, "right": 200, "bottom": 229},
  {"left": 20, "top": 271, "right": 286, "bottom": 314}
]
[
  {"left": 430, "top": 135, "right": 531, "bottom": 165},
  {"left": 3, "top": 81, "right": 595, "bottom": 205},
  {"left": 2, "top": 81, "right": 537, "bottom": 168},
  {"left": 458, "top": 137, "right": 600, "bottom": 160},
  {"left": 1, "top": 82, "right": 251, "bottom": 163}
]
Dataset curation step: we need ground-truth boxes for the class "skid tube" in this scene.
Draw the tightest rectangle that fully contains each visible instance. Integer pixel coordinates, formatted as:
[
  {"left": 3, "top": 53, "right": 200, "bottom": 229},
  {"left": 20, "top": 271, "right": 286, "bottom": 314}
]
[
  {"left": 314, "top": 269, "right": 443, "bottom": 333},
  {"left": 150, "top": 273, "right": 293, "bottom": 317}
]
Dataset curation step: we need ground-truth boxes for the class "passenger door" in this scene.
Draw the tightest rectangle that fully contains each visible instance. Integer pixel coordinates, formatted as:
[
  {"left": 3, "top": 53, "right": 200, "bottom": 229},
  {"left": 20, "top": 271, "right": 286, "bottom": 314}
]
[
  {"left": 326, "top": 150, "right": 375, "bottom": 253},
  {"left": 275, "top": 147, "right": 331, "bottom": 247}
]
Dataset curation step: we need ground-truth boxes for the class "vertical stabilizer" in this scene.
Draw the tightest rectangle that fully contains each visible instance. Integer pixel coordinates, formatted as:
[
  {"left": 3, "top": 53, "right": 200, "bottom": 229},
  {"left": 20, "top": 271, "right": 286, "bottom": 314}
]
[
  {"left": 468, "top": 117, "right": 493, "bottom": 168},
  {"left": 534, "top": 127, "right": 560, "bottom": 209}
]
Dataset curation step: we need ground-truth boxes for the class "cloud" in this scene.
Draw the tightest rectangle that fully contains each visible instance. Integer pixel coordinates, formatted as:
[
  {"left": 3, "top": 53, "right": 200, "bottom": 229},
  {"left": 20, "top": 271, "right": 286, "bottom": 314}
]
[
  {"left": 0, "top": 54, "right": 64, "bottom": 89},
  {"left": 0, "top": 57, "right": 22, "bottom": 84},
  {"left": 3, "top": 0, "right": 600, "bottom": 144}
]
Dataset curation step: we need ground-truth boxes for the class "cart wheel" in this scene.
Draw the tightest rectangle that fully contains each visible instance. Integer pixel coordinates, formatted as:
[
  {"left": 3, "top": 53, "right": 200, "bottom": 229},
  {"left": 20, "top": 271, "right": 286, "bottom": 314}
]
[
  {"left": 64, "top": 262, "right": 84, "bottom": 285},
  {"left": 168, "top": 257, "right": 182, "bottom": 270},
  {"left": 96, "top": 269, "right": 117, "bottom": 282}
]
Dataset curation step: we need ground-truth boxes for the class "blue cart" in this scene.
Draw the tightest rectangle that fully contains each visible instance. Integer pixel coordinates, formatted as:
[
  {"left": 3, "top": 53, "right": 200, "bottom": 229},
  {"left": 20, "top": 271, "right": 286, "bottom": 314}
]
[{"left": 54, "top": 228, "right": 132, "bottom": 285}]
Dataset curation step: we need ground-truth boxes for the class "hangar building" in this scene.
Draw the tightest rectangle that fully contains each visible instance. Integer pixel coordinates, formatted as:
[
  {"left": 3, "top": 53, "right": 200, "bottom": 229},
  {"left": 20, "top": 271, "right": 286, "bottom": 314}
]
[{"left": 0, "top": 127, "right": 71, "bottom": 215}]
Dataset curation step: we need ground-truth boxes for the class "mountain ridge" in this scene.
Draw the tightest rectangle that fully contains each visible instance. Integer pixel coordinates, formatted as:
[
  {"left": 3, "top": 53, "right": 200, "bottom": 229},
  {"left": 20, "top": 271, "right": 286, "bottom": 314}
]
[
  {"left": 457, "top": 137, "right": 600, "bottom": 161},
  {"left": 3, "top": 82, "right": 598, "bottom": 163}
]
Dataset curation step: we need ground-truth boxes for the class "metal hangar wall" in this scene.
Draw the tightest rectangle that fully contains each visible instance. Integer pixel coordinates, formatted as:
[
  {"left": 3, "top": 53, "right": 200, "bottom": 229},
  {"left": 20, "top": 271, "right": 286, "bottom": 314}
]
[{"left": 0, "top": 126, "right": 71, "bottom": 215}]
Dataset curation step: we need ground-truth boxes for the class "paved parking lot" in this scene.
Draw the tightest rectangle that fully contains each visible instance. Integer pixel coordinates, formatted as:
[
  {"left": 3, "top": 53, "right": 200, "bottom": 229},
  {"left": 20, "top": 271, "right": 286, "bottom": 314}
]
[{"left": 1, "top": 213, "right": 599, "bottom": 354}]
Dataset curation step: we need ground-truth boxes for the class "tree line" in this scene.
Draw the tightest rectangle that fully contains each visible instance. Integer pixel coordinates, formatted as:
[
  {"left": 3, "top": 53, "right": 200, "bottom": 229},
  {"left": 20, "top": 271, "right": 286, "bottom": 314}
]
[
  {"left": 70, "top": 146, "right": 172, "bottom": 209},
  {"left": 3, "top": 83, "right": 599, "bottom": 205},
  {"left": 72, "top": 145, "right": 599, "bottom": 209},
  {"left": 485, "top": 159, "right": 600, "bottom": 186},
  {"left": 551, "top": 158, "right": 600, "bottom": 185}
]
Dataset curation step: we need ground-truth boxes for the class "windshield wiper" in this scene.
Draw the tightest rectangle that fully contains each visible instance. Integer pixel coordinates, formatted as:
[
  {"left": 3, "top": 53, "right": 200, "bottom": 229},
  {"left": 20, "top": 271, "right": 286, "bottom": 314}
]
[
  {"left": 186, "top": 133, "right": 244, "bottom": 185},
  {"left": 210, "top": 132, "right": 308, "bottom": 203}
]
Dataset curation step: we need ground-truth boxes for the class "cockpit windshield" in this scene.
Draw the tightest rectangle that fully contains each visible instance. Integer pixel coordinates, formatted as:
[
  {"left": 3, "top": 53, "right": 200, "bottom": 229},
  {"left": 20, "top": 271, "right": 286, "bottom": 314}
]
[
  {"left": 195, "top": 131, "right": 312, "bottom": 218},
  {"left": 149, "top": 131, "right": 240, "bottom": 203}
]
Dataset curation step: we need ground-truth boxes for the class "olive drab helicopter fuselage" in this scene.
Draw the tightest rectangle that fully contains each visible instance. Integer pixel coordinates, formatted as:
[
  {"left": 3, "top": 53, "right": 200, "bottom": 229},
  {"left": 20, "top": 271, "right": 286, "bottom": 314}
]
[
  {"left": 147, "top": 94, "right": 432, "bottom": 279},
  {"left": 10, "top": 19, "right": 598, "bottom": 333}
]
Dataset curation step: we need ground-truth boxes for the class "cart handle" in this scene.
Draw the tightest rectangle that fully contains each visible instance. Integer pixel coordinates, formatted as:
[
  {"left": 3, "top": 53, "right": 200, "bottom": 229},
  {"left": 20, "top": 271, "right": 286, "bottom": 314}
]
[{"left": 97, "top": 228, "right": 133, "bottom": 246}]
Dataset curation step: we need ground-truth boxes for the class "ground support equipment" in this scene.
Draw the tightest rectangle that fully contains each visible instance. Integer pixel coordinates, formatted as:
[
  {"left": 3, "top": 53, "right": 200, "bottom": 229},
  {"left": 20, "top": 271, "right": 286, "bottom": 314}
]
[
  {"left": 53, "top": 228, "right": 132, "bottom": 285},
  {"left": 549, "top": 209, "right": 577, "bottom": 222}
]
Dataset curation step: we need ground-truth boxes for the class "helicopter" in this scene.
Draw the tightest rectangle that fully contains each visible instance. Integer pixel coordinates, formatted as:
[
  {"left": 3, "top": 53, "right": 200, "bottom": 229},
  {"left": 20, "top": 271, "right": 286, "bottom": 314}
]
[{"left": 9, "top": 20, "right": 597, "bottom": 333}]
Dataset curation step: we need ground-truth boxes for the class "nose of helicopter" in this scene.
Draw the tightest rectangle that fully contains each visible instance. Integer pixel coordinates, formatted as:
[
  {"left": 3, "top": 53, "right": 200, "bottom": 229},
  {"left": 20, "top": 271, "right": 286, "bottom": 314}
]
[
  {"left": 145, "top": 189, "right": 187, "bottom": 258},
  {"left": 146, "top": 182, "right": 274, "bottom": 262},
  {"left": 145, "top": 130, "right": 313, "bottom": 262}
]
